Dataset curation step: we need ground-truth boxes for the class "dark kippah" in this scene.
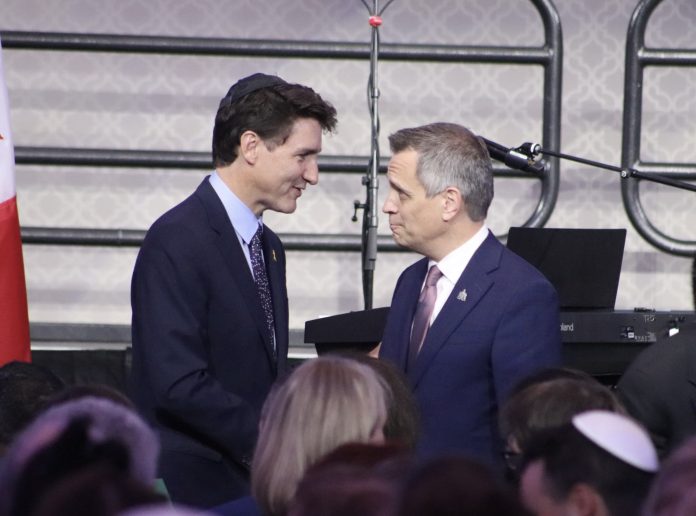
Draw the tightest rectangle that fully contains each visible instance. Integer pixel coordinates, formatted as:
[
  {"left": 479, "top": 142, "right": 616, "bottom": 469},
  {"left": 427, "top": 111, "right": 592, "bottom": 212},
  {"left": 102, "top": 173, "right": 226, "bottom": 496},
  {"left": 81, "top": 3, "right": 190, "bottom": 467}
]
[{"left": 219, "top": 73, "right": 289, "bottom": 108}]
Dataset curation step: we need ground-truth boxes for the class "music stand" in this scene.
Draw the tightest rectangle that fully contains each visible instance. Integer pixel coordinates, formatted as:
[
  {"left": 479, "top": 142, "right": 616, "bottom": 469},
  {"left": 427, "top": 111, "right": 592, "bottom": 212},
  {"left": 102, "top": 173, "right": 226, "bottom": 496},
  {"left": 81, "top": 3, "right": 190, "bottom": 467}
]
[
  {"left": 304, "top": 307, "right": 390, "bottom": 355},
  {"left": 507, "top": 227, "right": 626, "bottom": 310}
]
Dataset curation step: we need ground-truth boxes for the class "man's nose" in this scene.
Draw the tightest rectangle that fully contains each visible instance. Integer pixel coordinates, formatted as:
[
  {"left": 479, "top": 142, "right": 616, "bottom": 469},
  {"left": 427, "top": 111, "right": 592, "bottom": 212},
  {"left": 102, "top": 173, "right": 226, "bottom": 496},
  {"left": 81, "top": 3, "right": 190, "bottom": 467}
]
[
  {"left": 382, "top": 194, "right": 396, "bottom": 214},
  {"left": 304, "top": 158, "right": 319, "bottom": 185}
]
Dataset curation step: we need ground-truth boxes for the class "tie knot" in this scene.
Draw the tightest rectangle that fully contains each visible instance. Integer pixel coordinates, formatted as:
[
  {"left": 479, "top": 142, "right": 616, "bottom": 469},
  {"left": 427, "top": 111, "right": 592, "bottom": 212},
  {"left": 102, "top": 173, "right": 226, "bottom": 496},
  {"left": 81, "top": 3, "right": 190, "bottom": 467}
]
[
  {"left": 425, "top": 265, "right": 442, "bottom": 287},
  {"left": 251, "top": 225, "right": 263, "bottom": 245}
]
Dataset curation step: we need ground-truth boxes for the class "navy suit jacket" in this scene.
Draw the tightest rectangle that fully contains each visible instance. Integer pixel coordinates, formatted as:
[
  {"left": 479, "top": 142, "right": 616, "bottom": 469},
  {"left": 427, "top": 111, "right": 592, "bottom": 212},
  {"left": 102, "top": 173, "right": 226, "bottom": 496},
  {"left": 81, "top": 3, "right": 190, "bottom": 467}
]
[
  {"left": 130, "top": 177, "right": 288, "bottom": 506},
  {"left": 380, "top": 231, "right": 561, "bottom": 466}
]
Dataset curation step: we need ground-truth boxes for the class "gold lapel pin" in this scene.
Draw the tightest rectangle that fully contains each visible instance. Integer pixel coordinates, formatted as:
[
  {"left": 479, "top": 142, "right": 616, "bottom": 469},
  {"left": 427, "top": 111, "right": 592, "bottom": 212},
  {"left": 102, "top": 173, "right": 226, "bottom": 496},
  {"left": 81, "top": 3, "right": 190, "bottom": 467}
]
[{"left": 272, "top": 250, "right": 277, "bottom": 262}]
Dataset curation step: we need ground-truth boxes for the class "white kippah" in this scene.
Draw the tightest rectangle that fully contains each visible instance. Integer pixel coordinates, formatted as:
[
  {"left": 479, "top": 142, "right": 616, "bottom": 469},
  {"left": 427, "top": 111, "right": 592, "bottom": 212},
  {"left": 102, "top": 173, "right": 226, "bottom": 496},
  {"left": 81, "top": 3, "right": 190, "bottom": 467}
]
[{"left": 572, "top": 410, "right": 659, "bottom": 472}]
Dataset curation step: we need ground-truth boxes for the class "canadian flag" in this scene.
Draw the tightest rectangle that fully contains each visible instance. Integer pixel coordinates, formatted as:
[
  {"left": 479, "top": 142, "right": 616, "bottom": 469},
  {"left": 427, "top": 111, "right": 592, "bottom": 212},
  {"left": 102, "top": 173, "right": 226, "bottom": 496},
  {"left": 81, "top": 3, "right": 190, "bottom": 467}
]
[{"left": 0, "top": 38, "right": 31, "bottom": 364}]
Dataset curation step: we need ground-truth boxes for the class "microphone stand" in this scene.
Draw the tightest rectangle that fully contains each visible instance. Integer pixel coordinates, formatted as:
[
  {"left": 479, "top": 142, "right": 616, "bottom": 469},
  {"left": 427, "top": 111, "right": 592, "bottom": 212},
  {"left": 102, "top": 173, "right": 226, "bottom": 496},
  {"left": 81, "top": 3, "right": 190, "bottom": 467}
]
[
  {"left": 354, "top": 0, "right": 395, "bottom": 309},
  {"left": 487, "top": 139, "right": 696, "bottom": 193},
  {"left": 538, "top": 148, "right": 696, "bottom": 193}
]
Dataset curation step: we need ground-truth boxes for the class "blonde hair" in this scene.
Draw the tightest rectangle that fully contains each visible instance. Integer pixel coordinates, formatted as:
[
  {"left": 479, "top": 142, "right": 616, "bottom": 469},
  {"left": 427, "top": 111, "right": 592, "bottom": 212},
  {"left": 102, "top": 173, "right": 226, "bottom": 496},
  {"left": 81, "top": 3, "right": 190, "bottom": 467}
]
[{"left": 251, "top": 356, "right": 390, "bottom": 516}]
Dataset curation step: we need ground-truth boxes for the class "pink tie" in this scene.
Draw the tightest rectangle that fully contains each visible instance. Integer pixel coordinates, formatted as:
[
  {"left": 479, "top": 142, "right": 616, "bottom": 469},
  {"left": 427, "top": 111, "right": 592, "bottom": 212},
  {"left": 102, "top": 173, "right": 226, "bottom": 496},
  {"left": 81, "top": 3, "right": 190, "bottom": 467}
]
[{"left": 408, "top": 265, "right": 443, "bottom": 370}]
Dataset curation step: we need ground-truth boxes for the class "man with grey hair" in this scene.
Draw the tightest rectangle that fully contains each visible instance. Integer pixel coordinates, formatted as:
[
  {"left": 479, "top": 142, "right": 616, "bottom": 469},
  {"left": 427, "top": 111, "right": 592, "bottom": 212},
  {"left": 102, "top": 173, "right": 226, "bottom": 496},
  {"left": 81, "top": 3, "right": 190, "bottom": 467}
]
[{"left": 379, "top": 122, "right": 561, "bottom": 468}]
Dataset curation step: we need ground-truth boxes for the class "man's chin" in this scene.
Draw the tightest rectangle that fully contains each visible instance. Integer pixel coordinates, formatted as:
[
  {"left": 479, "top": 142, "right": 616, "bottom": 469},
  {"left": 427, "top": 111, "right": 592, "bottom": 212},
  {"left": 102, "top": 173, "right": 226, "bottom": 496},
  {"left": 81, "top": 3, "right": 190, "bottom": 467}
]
[
  {"left": 273, "top": 200, "right": 298, "bottom": 214},
  {"left": 390, "top": 232, "right": 408, "bottom": 249},
  {"left": 391, "top": 232, "right": 420, "bottom": 253}
]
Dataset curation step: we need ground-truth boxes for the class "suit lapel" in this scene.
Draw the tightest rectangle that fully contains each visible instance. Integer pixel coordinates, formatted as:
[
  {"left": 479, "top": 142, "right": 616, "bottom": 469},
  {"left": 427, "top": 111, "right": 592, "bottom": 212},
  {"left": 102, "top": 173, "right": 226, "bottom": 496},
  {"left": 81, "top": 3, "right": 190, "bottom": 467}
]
[
  {"left": 408, "top": 232, "right": 502, "bottom": 386},
  {"left": 196, "top": 178, "right": 277, "bottom": 366}
]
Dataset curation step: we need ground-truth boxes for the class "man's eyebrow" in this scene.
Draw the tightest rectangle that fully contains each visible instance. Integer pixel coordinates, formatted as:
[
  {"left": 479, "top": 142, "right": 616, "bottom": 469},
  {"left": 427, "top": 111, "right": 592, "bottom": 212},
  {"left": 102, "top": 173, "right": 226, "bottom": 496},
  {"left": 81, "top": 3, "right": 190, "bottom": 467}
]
[
  {"left": 387, "top": 174, "right": 408, "bottom": 194},
  {"left": 295, "top": 146, "right": 321, "bottom": 155}
]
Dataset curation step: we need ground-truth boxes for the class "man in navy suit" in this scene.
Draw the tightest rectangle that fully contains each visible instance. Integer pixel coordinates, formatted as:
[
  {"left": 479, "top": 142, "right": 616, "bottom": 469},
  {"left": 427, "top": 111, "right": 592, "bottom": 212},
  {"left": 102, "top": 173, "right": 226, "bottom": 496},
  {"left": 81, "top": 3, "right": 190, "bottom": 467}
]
[
  {"left": 129, "top": 73, "right": 337, "bottom": 508},
  {"left": 379, "top": 123, "right": 561, "bottom": 468}
]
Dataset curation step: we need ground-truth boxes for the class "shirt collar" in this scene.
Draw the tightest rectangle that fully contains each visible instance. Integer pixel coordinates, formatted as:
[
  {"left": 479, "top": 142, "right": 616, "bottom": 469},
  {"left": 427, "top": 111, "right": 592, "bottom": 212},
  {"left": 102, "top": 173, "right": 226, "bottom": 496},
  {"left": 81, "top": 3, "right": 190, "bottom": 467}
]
[
  {"left": 430, "top": 225, "right": 489, "bottom": 284},
  {"left": 209, "top": 171, "right": 262, "bottom": 245}
]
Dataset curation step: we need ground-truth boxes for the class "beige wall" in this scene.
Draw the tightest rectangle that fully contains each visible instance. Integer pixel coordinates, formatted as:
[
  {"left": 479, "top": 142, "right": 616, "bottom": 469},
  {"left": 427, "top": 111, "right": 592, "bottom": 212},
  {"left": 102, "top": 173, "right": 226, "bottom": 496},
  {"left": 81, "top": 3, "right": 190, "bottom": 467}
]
[{"left": 1, "top": 0, "right": 695, "bottom": 331}]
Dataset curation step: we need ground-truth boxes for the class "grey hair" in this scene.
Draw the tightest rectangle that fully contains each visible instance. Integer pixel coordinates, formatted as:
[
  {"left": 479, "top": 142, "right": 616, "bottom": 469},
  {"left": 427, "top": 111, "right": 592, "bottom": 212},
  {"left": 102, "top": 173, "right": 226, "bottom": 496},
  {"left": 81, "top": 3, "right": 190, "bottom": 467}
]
[{"left": 388, "top": 122, "right": 494, "bottom": 221}]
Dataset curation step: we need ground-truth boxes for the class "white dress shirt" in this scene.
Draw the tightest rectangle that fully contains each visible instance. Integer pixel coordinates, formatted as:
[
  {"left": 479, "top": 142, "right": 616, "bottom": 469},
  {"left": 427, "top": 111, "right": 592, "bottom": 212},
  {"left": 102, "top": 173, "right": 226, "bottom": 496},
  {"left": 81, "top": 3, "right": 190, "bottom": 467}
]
[{"left": 428, "top": 224, "right": 489, "bottom": 324}]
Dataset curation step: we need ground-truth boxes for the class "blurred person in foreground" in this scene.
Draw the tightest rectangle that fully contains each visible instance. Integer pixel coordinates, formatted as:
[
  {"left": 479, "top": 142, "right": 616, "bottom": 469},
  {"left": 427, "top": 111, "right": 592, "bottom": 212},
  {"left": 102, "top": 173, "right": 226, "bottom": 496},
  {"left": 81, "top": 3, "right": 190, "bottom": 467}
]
[
  {"left": 642, "top": 434, "right": 696, "bottom": 516},
  {"left": 288, "top": 442, "right": 410, "bottom": 516},
  {"left": 343, "top": 352, "right": 420, "bottom": 450},
  {"left": 395, "top": 455, "right": 530, "bottom": 516},
  {"left": 212, "top": 355, "right": 390, "bottom": 516},
  {"left": 0, "top": 396, "right": 160, "bottom": 516},
  {"left": 519, "top": 410, "right": 658, "bottom": 516},
  {"left": 499, "top": 367, "right": 625, "bottom": 482}
]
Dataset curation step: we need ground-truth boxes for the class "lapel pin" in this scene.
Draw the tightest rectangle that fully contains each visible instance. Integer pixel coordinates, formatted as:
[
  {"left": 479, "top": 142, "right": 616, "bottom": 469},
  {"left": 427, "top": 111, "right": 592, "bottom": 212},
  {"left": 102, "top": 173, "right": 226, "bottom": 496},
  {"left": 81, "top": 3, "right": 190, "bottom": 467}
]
[
  {"left": 457, "top": 289, "right": 467, "bottom": 302},
  {"left": 272, "top": 250, "right": 277, "bottom": 262}
]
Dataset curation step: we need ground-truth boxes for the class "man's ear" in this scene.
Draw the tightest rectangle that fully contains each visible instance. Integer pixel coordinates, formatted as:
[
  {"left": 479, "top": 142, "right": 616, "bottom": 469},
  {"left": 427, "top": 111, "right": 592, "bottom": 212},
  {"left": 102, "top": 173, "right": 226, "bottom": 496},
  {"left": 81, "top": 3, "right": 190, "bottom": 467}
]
[
  {"left": 442, "top": 186, "right": 463, "bottom": 222},
  {"left": 566, "top": 483, "right": 607, "bottom": 516},
  {"left": 239, "top": 130, "right": 261, "bottom": 165}
]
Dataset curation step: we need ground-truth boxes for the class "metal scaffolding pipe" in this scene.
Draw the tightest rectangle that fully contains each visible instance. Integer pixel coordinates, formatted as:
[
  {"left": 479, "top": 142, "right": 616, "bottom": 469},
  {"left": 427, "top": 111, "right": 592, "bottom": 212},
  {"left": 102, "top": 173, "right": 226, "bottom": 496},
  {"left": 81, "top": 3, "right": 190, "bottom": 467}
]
[
  {"left": 21, "top": 226, "right": 405, "bottom": 252},
  {"left": 1, "top": 30, "right": 552, "bottom": 64},
  {"left": 14, "top": 146, "right": 532, "bottom": 177},
  {"left": 621, "top": 0, "right": 696, "bottom": 256}
]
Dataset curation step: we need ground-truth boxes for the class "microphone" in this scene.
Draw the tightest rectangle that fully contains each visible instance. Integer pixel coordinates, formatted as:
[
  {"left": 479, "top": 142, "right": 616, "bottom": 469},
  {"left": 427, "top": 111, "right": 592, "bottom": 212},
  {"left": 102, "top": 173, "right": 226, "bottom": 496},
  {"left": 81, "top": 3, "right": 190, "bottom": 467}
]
[{"left": 479, "top": 137, "right": 544, "bottom": 175}]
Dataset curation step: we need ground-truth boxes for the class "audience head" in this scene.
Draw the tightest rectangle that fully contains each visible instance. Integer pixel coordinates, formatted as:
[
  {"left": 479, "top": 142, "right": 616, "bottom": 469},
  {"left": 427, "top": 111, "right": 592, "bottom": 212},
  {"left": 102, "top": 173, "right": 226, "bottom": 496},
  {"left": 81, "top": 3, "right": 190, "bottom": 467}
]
[
  {"left": 251, "top": 355, "right": 390, "bottom": 516},
  {"left": 0, "top": 396, "right": 159, "bottom": 516},
  {"left": 507, "top": 366, "right": 599, "bottom": 395},
  {"left": 45, "top": 383, "right": 135, "bottom": 410},
  {"left": 395, "top": 455, "right": 530, "bottom": 516},
  {"left": 500, "top": 368, "right": 624, "bottom": 478},
  {"left": 119, "top": 506, "right": 215, "bottom": 516},
  {"left": 341, "top": 353, "right": 420, "bottom": 449},
  {"left": 212, "top": 72, "right": 337, "bottom": 168},
  {"left": 31, "top": 463, "right": 165, "bottom": 516},
  {"left": 642, "top": 435, "right": 696, "bottom": 516},
  {"left": 288, "top": 442, "right": 409, "bottom": 516},
  {"left": 0, "top": 361, "right": 65, "bottom": 455},
  {"left": 519, "top": 410, "right": 658, "bottom": 516}
]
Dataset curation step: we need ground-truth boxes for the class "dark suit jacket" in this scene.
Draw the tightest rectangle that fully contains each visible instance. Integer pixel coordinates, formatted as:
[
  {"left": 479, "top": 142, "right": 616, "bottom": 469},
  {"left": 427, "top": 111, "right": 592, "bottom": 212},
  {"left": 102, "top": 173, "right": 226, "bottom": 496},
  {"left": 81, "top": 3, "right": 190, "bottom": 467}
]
[
  {"left": 617, "top": 322, "right": 696, "bottom": 458},
  {"left": 130, "top": 177, "right": 288, "bottom": 507},
  {"left": 380, "top": 231, "right": 561, "bottom": 466}
]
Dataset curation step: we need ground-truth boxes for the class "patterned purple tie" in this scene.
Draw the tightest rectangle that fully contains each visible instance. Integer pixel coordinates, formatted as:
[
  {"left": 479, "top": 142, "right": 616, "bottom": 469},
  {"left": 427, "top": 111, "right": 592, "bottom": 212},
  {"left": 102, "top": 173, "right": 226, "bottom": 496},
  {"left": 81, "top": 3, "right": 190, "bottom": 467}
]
[
  {"left": 408, "top": 265, "right": 443, "bottom": 370},
  {"left": 250, "top": 226, "right": 275, "bottom": 353}
]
